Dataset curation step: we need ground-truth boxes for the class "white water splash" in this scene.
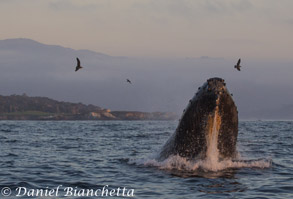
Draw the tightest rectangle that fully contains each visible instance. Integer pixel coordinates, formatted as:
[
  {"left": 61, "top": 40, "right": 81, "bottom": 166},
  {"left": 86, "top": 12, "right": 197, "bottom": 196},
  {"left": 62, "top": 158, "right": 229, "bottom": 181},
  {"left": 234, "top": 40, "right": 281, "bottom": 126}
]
[{"left": 130, "top": 155, "right": 272, "bottom": 172}]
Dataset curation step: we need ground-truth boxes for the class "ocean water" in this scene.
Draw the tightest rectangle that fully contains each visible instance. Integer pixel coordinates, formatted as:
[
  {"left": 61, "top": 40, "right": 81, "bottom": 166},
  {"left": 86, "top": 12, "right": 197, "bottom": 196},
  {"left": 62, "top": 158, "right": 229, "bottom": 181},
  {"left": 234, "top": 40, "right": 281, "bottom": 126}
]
[{"left": 0, "top": 120, "right": 292, "bottom": 199}]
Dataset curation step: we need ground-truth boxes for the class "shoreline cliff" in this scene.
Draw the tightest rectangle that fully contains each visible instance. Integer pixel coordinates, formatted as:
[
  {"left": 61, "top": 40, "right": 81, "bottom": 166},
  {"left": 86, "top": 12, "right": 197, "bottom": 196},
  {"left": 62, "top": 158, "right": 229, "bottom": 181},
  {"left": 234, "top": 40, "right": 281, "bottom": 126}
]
[{"left": 0, "top": 94, "right": 177, "bottom": 120}]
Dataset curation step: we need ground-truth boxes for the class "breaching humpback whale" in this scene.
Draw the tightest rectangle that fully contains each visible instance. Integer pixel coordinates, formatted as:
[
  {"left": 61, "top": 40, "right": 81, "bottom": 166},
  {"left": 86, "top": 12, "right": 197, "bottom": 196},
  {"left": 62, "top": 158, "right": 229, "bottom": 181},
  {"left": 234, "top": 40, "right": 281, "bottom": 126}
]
[{"left": 159, "top": 77, "right": 238, "bottom": 161}]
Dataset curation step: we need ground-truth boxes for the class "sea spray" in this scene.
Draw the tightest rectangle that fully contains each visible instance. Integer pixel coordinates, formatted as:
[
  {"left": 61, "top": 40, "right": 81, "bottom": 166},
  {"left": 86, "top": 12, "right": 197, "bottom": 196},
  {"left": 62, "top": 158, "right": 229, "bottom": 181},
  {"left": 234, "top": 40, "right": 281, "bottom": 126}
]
[{"left": 130, "top": 155, "right": 272, "bottom": 172}]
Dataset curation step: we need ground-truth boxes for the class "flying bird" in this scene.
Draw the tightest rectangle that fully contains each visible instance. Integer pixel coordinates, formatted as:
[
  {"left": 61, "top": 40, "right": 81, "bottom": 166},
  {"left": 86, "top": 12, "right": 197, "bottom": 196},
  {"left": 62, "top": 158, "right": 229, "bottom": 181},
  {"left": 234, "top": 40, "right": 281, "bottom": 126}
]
[
  {"left": 234, "top": 58, "right": 241, "bottom": 71},
  {"left": 126, "top": 79, "right": 132, "bottom": 84},
  {"left": 75, "top": 57, "right": 83, "bottom": 72}
]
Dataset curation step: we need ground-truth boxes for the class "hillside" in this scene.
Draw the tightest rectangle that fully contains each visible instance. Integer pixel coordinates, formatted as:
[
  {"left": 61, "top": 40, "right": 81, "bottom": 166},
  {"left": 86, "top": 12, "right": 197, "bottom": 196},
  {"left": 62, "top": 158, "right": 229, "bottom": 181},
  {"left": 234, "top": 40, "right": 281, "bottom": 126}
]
[
  {"left": 1, "top": 38, "right": 293, "bottom": 119},
  {"left": 0, "top": 94, "right": 177, "bottom": 120}
]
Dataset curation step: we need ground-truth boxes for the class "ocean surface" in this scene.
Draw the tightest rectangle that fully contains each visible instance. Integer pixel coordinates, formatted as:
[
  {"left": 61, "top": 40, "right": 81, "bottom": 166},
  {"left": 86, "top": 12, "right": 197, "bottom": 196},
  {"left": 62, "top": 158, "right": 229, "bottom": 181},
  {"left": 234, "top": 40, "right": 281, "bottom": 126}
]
[{"left": 0, "top": 120, "right": 292, "bottom": 199}]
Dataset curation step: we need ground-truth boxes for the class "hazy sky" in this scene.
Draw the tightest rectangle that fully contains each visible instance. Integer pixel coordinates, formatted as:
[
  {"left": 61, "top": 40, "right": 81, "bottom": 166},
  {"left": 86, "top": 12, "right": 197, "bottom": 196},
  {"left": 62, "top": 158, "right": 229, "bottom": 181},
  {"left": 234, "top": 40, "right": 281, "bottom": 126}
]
[{"left": 0, "top": 0, "right": 292, "bottom": 60}]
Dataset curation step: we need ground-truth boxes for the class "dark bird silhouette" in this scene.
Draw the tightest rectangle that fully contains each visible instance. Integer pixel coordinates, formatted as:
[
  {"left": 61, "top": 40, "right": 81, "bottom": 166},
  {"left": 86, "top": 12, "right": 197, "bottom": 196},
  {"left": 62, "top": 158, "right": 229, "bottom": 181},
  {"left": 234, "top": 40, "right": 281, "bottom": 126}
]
[
  {"left": 234, "top": 58, "right": 241, "bottom": 71},
  {"left": 126, "top": 79, "right": 132, "bottom": 84},
  {"left": 75, "top": 57, "right": 83, "bottom": 72}
]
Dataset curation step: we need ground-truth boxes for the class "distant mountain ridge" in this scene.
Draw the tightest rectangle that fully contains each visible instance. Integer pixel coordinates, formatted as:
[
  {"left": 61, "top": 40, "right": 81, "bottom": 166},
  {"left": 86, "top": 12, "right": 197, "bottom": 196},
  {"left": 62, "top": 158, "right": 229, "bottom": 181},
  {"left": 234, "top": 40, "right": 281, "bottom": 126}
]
[
  {"left": 1, "top": 38, "right": 293, "bottom": 120},
  {"left": 0, "top": 38, "right": 110, "bottom": 57},
  {"left": 0, "top": 94, "right": 177, "bottom": 120}
]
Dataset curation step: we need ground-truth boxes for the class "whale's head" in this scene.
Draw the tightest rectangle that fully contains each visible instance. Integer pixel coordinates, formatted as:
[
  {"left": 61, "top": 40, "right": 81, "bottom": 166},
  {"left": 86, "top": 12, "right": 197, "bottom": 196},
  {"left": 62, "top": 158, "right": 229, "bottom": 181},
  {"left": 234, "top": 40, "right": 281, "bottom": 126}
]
[
  {"left": 187, "top": 77, "right": 236, "bottom": 120},
  {"left": 159, "top": 77, "right": 238, "bottom": 160},
  {"left": 196, "top": 77, "right": 229, "bottom": 104},
  {"left": 196, "top": 77, "right": 238, "bottom": 158},
  {"left": 206, "top": 77, "right": 227, "bottom": 94}
]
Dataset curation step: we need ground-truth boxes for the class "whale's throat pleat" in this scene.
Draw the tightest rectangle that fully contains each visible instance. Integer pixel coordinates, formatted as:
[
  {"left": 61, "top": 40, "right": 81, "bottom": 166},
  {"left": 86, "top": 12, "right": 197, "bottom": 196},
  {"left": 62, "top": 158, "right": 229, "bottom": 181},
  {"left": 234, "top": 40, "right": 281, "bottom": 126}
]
[{"left": 205, "top": 104, "right": 221, "bottom": 162}]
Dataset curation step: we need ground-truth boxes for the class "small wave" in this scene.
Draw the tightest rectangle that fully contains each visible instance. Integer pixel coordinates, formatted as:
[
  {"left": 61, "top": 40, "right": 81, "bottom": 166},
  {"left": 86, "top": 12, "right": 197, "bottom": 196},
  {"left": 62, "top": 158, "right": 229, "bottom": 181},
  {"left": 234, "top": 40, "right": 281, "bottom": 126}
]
[
  {"left": 129, "top": 155, "right": 272, "bottom": 172},
  {"left": 5, "top": 139, "right": 18, "bottom": 143},
  {"left": 0, "top": 129, "right": 12, "bottom": 133},
  {"left": 6, "top": 153, "right": 18, "bottom": 157}
]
